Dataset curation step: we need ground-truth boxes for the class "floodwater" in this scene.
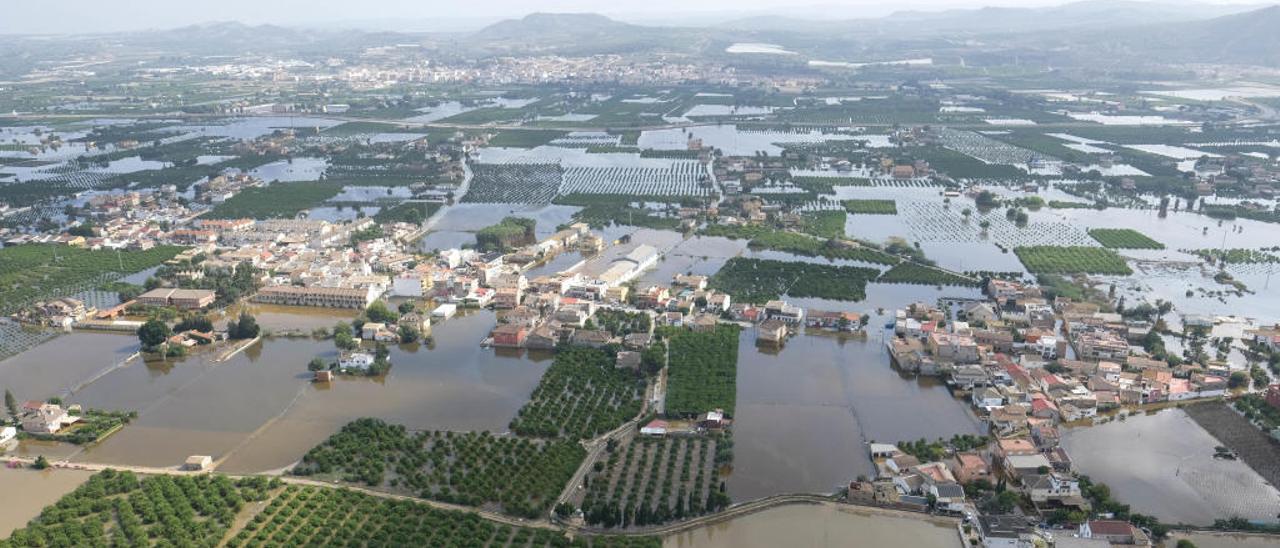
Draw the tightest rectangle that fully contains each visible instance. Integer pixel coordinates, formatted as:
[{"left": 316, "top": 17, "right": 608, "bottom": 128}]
[
  {"left": 417, "top": 203, "right": 582, "bottom": 252},
  {"left": 1, "top": 308, "right": 548, "bottom": 474},
  {"left": 1167, "top": 531, "right": 1280, "bottom": 548},
  {"left": 0, "top": 468, "right": 95, "bottom": 539},
  {"left": 0, "top": 332, "right": 138, "bottom": 400},
  {"left": 730, "top": 330, "right": 984, "bottom": 501},
  {"left": 248, "top": 157, "right": 329, "bottom": 183},
  {"left": 1061, "top": 408, "right": 1280, "bottom": 525},
  {"left": 663, "top": 504, "right": 961, "bottom": 548}
]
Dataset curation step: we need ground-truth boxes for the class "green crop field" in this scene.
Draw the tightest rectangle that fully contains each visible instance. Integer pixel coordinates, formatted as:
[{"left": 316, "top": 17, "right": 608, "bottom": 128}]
[
  {"left": 1088, "top": 228, "right": 1165, "bottom": 249},
  {"left": 1014, "top": 246, "right": 1133, "bottom": 275},
  {"left": 842, "top": 199, "right": 898, "bottom": 215},
  {"left": 709, "top": 257, "right": 881, "bottom": 302},
  {"left": 877, "top": 262, "right": 979, "bottom": 287},
  {"left": 664, "top": 325, "right": 740, "bottom": 418},
  {"left": 291, "top": 418, "right": 583, "bottom": 518},
  {"left": 205, "top": 182, "right": 342, "bottom": 219},
  {"left": 509, "top": 346, "right": 644, "bottom": 440},
  {"left": 0, "top": 244, "right": 183, "bottom": 315}
]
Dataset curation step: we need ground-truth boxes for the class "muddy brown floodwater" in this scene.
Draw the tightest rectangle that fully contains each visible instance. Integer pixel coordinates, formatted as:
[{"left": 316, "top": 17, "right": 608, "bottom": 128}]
[
  {"left": 1, "top": 308, "right": 550, "bottom": 474},
  {"left": 0, "top": 331, "right": 138, "bottom": 399},
  {"left": 662, "top": 504, "right": 961, "bottom": 548},
  {"left": 730, "top": 328, "right": 984, "bottom": 501},
  {"left": 0, "top": 467, "right": 95, "bottom": 539},
  {"left": 1062, "top": 408, "right": 1280, "bottom": 525}
]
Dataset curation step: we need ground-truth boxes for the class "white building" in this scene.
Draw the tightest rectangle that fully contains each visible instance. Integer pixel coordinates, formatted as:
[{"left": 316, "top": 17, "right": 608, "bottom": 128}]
[
  {"left": 0, "top": 426, "right": 15, "bottom": 444},
  {"left": 338, "top": 351, "right": 375, "bottom": 370},
  {"left": 432, "top": 303, "right": 458, "bottom": 319}
]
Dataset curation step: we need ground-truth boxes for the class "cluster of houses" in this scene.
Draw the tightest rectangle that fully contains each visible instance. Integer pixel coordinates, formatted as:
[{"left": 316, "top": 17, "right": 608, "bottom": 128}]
[
  {"left": 863, "top": 434, "right": 1151, "bottom": 547},
  {"left": 890, "top": 279, "right": 1231, "bottom": 421},
  {"left": 864, "top": 277, "right": 1251, "bottom": 546}
]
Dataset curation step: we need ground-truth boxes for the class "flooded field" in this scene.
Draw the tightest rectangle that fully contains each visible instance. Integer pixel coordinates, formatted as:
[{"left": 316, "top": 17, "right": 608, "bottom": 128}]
[
  {"left": 0, "top": 331, "right": 138, "bottom": 400},
  {"left": 1166, "top": 531, "right": 1280, "bottom": 548},
  {"left": 1061, "top": 408, "right": 1280, "bottom": 525},
  {"left": 1, "top": 309, "right": 550, "bottom": 474},
  {"left": 418, "top": 203, "right": 582, "bottom": 252},
  {"left": 0, "top": 468, "right": 94, "bottom": 539},
  {"left": 730, "top": 331, "right": 983, "bottom": 501},
  {"left": 663, "top": 504, "right": 960, "bottom": 548}
]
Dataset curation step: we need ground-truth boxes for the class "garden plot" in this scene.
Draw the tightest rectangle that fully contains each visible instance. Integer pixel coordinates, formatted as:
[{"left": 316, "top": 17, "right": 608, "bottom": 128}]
[
  {"left": 638, "top": 125, "right": 893, "bottom": 156},
  {"left": 1024, "top": 162, "right": 1149, "bottom": 177},
  {"left": 561, "top": 163, "right": 706, "bottom": 197},
  {"left": 983, "top": 118, "right": 1037, "bottom": 126},
  {"left": 473, "top": 147, "right": 709, "bottom": 199},
  {"left": 1123, "top": 144, "right": 1221, "bottom": 160},
  {"left": 683, "top": 105, "right": 775, "bottom": 117},
  {"left": 1062, "top": 112, "right": 1195, "bottom": 126},
  {"left": 899, "top": 201, "right": 1097, "bottom": 248},
  {"left": 549, "top": 132, "right": 621, "bottom": 147},
  {"left": 1046, "top": 133, "right": 1110, "bottom": 145},
  {"left": 937, "top": 128, "right": 1052, "bottom": 166},
  {"left": 537, "top": 113, "right": 598, "bottom": 122},
  {"left": 1062, "top": 143, "right": 1112, "bottom": 154},
  {"left": 463, "top": 163, "right": 563, "bottom": 204}
]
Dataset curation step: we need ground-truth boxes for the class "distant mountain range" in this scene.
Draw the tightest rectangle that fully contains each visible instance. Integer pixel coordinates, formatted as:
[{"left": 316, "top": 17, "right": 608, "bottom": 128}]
[
  {"left": 1099, "top": 5, "right": 1280, "bottom": 66},
  {"left": 7, "top": 1, "right": 1280, "bottom": 69},
  {"left": 716, "top": 0, "right": 1255, "bottom": 35}
]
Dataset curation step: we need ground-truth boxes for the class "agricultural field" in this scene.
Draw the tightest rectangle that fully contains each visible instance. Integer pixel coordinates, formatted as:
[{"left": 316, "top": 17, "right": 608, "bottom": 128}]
[
  {"left": 205, "top": 182, "right": 343, "bottom": 219},
  {"left": 578, "top": 434, "right": 732, "bottom": 528},
  {"left": 1087, "top": 228, "right": 1165, "bottom": 249},
  {"left": 372, "top": 201, "right": 441, "bottom": 224},
  {"left": 1187, "top": 248, "right": 1280, "bottom": 265},
  {"left": 708, "top": 257, "right": 882, "bottom": 302},
  {"left": 664, "top": 325, "right": 740, "bottom": 418},
  {"left": 591, "top": 309, "right": 653, "bottom": 337},
  {"left": 1, "top": 470, "right": 277, "bottom": 547},
  {"left": 799, "top": 210, "right": 847, "bottom": 239},
  {"left": 789, "top": 176, "right": 872, "bottom": 194},
  {"left": 699, "top": 225, "right": 899, "bottom": 265},
  {"left": 876, "top": 262, "right": 979, "bottom": 287},
  {"left": 291, "top": 418, "right": 584, "bottom": 518},
  {"left": 1014, "top": 246, "right": 1134, "bottom": 275},
  {"left": 560, "top": 163, "right": 707, "bottom": 197},
  {"left": 0, "top": 244, "right": 183, "bottom": 315},
  {"left": 476, "top": 217, "right": 537, "bottom": 252},
  {"left": 228, "top": 485, "right": 660, "bottom": 548},
  {"left": 463, "top": 163, "right": 563, "bottom": 204},
  {"left": 936, "top": 128, "right": 1050, "bottom": 166},
  {"left": 749, "top": 231, "right": 898, "bottom": 265},
  {"left": 555, "top": 194, "right": 682, "bottom": 230},
  {"left": 509, "top": 346, "right": 645, "bottom": 440},
  {"left": 488, "top": 129, "right": 568, "bottom": 148},
  {"left": 841, "top": 199, "right": 898, "bottom": 215}
]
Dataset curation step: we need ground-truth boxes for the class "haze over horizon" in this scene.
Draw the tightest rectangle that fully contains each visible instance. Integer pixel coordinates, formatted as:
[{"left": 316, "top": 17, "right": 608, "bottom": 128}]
[{"left": 0, "top": 0, "right": 1266, "bottom": 34}]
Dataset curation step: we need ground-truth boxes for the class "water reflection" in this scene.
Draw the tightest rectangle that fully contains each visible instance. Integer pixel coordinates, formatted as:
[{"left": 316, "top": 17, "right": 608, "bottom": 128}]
[
  {"left": 662, "top": 504, "right": 960, "bottom": 548},
  {"left": 730, "top": 331, "right": 983, "bottom": 501}
]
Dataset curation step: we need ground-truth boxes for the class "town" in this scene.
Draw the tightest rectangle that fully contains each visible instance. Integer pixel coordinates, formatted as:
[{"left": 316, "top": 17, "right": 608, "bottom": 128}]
[{"left": 5, "top": 1, "right": 1280, "bottom": 547}]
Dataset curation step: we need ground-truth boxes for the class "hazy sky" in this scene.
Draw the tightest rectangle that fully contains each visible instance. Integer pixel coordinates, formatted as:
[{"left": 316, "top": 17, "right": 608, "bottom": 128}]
[{"left": 0, "top": 0, "right": 1263, "bottom": 34}]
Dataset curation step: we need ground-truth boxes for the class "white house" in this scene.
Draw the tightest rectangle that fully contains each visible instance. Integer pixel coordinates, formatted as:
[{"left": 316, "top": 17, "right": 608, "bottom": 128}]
[
  {"left": 0, "top": 426, "right": 15, "bottom": 444},
  {"left": 338, "top": 351, "right": 375, "bottom": 370},
  {"left": 973, "top": 387, "right": 1005, "bottom": 409},
  {"left": 432, "top": 303, "right": 457, "bottom": 319}
]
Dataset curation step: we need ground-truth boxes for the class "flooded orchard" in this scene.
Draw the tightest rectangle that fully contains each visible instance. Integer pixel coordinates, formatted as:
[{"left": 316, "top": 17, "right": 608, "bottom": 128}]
[
  {"left": 662, "top": 503, "right": 961, "bottom": 548},
  {"left": 1061, "top": 408, "right": 1280, "bottom": 525}
]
